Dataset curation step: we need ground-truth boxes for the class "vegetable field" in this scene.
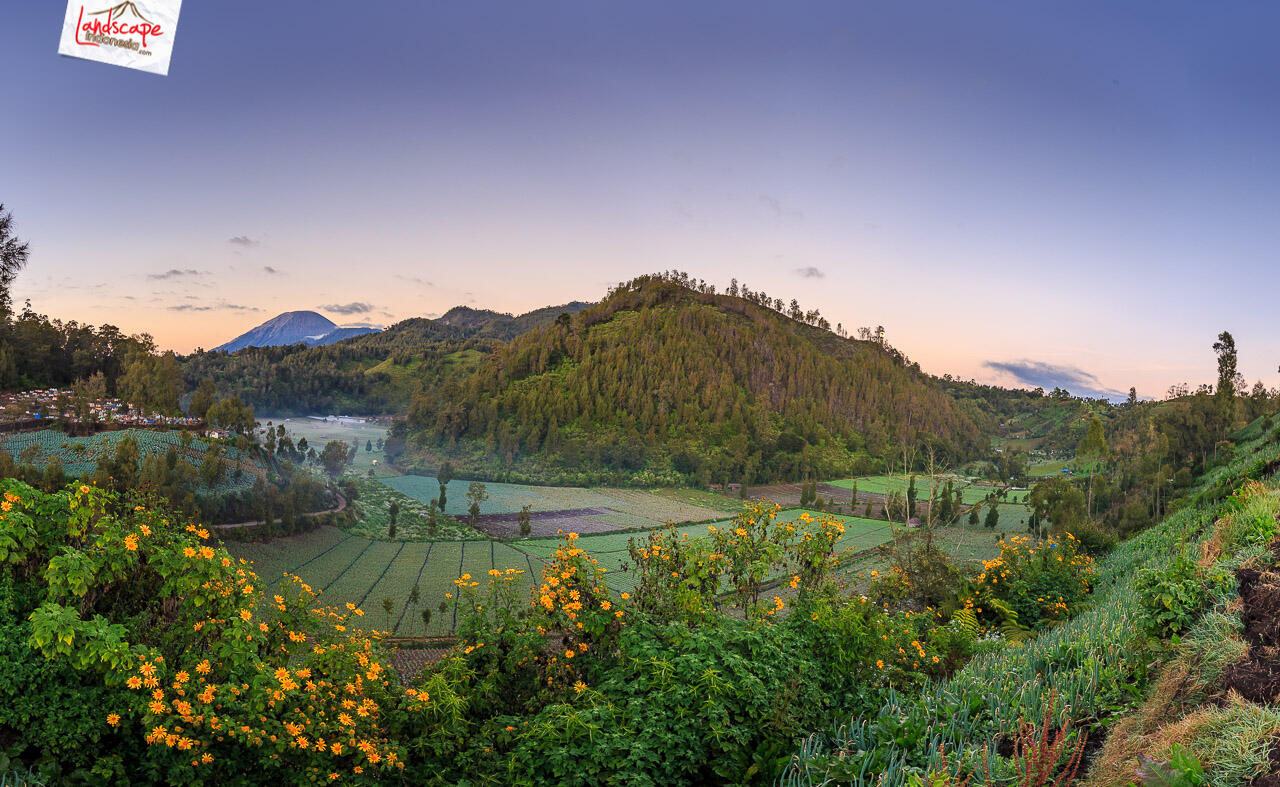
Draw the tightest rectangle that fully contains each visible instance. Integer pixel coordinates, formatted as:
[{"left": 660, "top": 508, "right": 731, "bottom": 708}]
[
  {"left": 377, "top": 474, "right": 728, "bottom": 536},
  {"left": 227, "top": 508, "right": 897, "bottom": 636},
  {"left": 0, "top": 428, "right": 265, "bottom": 493},
  {"left": 826, "top": 474, "right": 996, "bottom": 505},
  {"left": 229, "top": 528, "right": 537, "bottom": 636}
]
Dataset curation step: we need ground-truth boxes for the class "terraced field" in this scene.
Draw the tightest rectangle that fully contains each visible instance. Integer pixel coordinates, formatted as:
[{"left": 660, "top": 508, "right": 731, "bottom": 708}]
[
  {"left": 226, "top": 508, "right": 896, "bottom": 636},
  {"left": 349, "top": 478, "right": 481, "bottom": 541},
  {"left": 378, "top": 475, "right": 729, "bottom": 537},
  {"left": 228, "top": 528, "right": 536, "bottom": 636},
  {"left": 826, "top": 474, "right": 996, "bottom": 505},
  {"left": 0, "top": 428, "right": 265, "bottom": 493}
]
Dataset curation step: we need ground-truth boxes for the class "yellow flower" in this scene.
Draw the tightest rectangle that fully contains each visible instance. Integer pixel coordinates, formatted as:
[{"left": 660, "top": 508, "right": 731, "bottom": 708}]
[
  {"left": 123, "top": 534, "right": 138, "bottom": 551},
  {"left": 239, "top": 609, "right": 252, "bottom": 621},
  {"left": 106, "top": 713, "right": 121, "bottom": 726}
]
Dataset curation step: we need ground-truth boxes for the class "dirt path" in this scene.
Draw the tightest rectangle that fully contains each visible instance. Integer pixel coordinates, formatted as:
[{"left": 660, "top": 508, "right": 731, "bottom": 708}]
[{"left": 211, "top": 491, "right": 347, "bottom": 530}]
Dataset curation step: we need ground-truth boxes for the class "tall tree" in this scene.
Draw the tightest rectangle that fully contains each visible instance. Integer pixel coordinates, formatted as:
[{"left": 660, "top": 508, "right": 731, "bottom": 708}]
[
  {"left": 1214, "top": 330, "right": 1238, "bottom": 421},
  {"left": 0, "top": 204, "right": 30, "bottom": 325},
  {"left": 437, "top": 461, "right": 454, "bottom": 511},
  {"left": 466, "top": 481, "right": 488, "bottom": 529},
  {"left": 1076, "top": 416, "right": 1110, "bottom": 516}
]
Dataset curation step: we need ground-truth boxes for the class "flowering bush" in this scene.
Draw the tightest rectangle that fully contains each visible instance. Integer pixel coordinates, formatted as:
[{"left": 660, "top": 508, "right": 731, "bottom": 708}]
[
  {"left": 968, "top": 533, "right": 1094, "bottom": 631},
  {"left": 6, "top": 479, "right": 414, "bottom": 785},
  {"left": 627, "top": 501, "right": 847, "bottom": 623}
]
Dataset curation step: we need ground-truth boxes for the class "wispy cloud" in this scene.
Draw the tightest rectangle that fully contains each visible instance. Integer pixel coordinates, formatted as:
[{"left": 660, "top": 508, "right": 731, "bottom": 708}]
[
  {"left": 320, "top": 302, "right": 375, "bottom": 315},
  {"left": 394, "top": 274, "right": 433, "bottom": 287},
  {"left": 262, "top": 265, "right": 283, "bottom": 275},
  {"left": 759, "top": 193, "right": 803, "bottom": 220},
  {"left": 168, "top": 302, "right": 260, "bottom": 313},
  {"left": 148, "top": 268, "right": 207, "bottom": 280},
  {"left": 229, "top": 235, "right": 261, "bottom": 248},
  {"left": 984, "top": 359, "right": 1125, "bottom": 401},
  {"left": 794, "top": 266, "right": 824, "bottom": 279}
]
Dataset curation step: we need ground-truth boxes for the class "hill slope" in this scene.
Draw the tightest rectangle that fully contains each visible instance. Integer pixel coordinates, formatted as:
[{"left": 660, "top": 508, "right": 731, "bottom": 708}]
[
  {"left": 187, "top": 303, "right": 600, "bottom": 415},
  {"left": 398, "top": 274, "right": 988, "bottom": 484},
  {"left": 437, "top": 302, "right": 594, "bottom": 339}
]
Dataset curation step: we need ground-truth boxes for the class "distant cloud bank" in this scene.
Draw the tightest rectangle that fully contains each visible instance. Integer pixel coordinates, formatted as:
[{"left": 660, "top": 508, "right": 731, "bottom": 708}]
[
  {"left": 148, "top": 268, "right": 207, "bottom": 280},
  {"left": 984, "top": 359, "right": 1125, "bottom": 401},
  {"left": 320, "top": 302, "right": 375, "bottom": 315},
  {"left": 168, "top": 302, "right": 260, "bottom": 313}
]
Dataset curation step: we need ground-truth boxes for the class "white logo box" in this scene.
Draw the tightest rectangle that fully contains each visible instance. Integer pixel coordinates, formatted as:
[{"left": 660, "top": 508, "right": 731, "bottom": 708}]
[{"left": 58, "top": 0, "right": 182, "bottom": 76}]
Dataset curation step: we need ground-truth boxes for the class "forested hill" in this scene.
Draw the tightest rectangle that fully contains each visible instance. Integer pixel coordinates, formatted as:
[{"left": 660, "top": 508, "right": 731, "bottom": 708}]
[
  {"left": 180, "top": 302, "right": 595, "bottom": 415},
  {"left": 398, "top": 274, "right": 989, "bottom": 485},
  {"left": 181, "top": 317, "right": 483, "bottom": 415}
]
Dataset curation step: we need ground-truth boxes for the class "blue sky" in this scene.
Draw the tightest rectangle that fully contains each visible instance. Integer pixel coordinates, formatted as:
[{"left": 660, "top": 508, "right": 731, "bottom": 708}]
[{"left": 4, "top": 1, "right": 1280, "bottom": 398}]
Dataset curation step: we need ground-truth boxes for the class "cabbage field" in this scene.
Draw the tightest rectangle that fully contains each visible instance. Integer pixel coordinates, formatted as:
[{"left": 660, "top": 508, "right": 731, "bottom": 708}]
[
  {"left": 0, "top": 428, "right": 266, "bottom": 494},
  {"left": 227, "top": 509, "right": 897, "bottom": 636}
]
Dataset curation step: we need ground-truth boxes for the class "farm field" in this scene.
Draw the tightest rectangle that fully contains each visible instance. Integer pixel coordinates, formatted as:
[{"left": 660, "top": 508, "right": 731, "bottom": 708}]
[
  {"left": 826, "top": 474, "right": 996, "bottom": 505},
  {"left": 1027, "top": 459, "right": 1071, "bottom": 477},
  {"left": 510, "top": 509, "right": 898, "bottom": 596},
  {"left": 273, "top": 417, "right": 391, "bottom": 473},
  {"left": 0, "top": 428, "right": 264, "bottom": 493},
  {"left": 225, "top": 507, "right": 895, "bottom": 636},
  {"left": 378, "top": 475, "right": 724, "bottom": 536},
  {"left": 348, "top": 477, "right": 481, "bottom": 540},
  {"left": 227, "top": 528, "right": 538, "bottom": 636}
]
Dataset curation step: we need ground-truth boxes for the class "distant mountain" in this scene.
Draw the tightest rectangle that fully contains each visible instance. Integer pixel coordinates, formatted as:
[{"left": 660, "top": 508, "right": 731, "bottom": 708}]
[
  {"left": 213, "top": 311, "right": 380, "bottom": 352},
  {"left": 191, "top": 302, "right": 589, "bottom": 414}
]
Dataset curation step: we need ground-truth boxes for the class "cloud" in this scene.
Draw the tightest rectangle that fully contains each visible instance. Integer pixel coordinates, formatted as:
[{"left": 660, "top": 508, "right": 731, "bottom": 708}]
[
  {"left": 394, "top": 274, "right": 433, "bottom": 287},
  {"left": 148, "top": 268, "right": 207, "bottom": 280},
  {"left": 794, "top": 266, "right": 824, "bottom": 279},
  {"left": 168, "top": 302, "right": 260, "bottom": 313},
  {"left": 229, "top": 235, "right": 261, "bottom": 248},
  {"left": 759, "top": 194, "right": 804, "bottom": 220},
  {"left": 320, "top": 302, "right": 375, "bottom": 315},
  {"left": 262, "top": 265, "right": 282, "bottom": 275},
  {"left": 983, "top": 359, "right": 1125, "bottom": 401}
]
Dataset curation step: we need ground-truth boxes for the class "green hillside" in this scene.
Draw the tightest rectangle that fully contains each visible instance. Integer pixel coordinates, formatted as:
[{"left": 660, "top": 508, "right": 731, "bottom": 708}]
[{"left": 396, "top": 274, "right": 990, "bottom": 485}]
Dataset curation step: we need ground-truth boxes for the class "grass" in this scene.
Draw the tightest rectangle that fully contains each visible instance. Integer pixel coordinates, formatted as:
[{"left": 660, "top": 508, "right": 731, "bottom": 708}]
[{"left": 783, "top": 416, "right": 1280, "bottom": 786}]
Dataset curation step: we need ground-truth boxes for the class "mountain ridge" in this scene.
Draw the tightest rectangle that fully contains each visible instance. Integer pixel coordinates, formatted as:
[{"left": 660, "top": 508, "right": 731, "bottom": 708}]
[{"left": 212, "top": 311, "right": 380, "bottom": 352}]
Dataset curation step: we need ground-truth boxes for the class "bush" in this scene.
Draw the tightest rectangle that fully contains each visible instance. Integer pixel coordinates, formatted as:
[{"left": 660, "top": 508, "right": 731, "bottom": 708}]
[
  {"left": 1134, "top": 547, "right": 1232, "bottom": 638},
  {"left": 969, "top": 533, "right": 1094, "bottom": 631}
]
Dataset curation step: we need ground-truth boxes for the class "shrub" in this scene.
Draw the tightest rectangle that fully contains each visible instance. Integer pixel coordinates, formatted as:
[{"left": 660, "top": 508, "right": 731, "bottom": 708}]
[
  {"left": 1134, "top": 547, "right": 1231, "bottom": 638},
  {"left": 969, "top": 534, "right": 1094, "bottom": 631}
]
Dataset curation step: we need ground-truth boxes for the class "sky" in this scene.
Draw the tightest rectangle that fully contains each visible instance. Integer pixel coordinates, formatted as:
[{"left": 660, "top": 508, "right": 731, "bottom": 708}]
[{"left": 4, "top": 1, "right": 1280, "bottom": 399}]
